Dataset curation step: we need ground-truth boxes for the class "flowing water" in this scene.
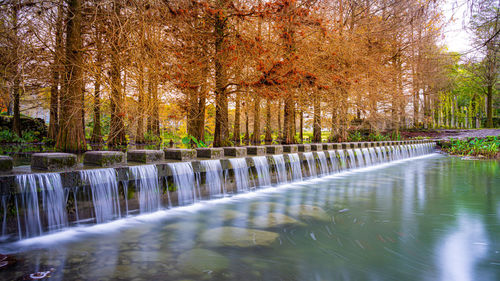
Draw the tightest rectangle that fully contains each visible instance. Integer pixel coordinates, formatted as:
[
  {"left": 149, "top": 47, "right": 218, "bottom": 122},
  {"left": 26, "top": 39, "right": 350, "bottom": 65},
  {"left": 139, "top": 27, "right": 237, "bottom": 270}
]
[
  {"left": 228, "top": 158, "right": 250, "bottom": 192},
  {"left": 80, "top": 169, "right": 121, "bottom": 224},
  {"left": 316, "top": 152, "right": 329, "bottom": 176},
  {"left": 167, "top": 162, "right": 199, "bottom": 206},
  {"left": 200, "top": 160, "right": 225, "bottom": 198},
  {"left": 346, "top": 149, "right": 356, "bottom": 168},
  {"left": 129, "top": 165, "right": 160, "bottom": 214},
  {"left": 354, "top": 149, "right": 365, "bottom": 167},
  {"left": 14, "top": 173, "right": 67, "bottom": 239},
  {"left": 252, "top": 156, "right": 271, "bottom": 187},
  {"left": 1, "top": 154, "right": 498, "bottom": 281},
  {"left": 287, "top": 153, "right": 303, "bottom": 181},
  {"left": 362, "top": 148, "right": 372, "bottom": 166},
  {"left": 303, "top": 152, "right": 317, "bottom": 178},
  {"left": 272, "top": 155, "right": 288, "bottom": 184}
]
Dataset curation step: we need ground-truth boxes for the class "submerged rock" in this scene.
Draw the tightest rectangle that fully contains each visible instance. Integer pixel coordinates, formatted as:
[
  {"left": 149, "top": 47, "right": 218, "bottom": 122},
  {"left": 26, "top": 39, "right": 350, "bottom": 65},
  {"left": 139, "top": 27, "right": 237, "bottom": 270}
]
[
  {"left": 250, "top": 213, "right": 305, "bottom": 228},
  {"left": 249, "top": 202, "right": 287, "bottom": 214},
  {"left": 200, "top": 227, "right": 279, "bottom": 247},
  {"left": 178, "top": 249, "right": 229, "bottom": 275},
  {"left": 288, "top": 205, "right": 330, "bottom": 222},
  {"left": 206, "top": 209, "right": 247, "bottom": 222}
]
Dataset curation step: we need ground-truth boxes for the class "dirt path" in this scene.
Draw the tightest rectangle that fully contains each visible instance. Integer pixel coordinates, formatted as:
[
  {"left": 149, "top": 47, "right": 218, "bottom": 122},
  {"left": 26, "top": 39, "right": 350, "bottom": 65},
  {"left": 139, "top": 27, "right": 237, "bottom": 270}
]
[{"left": 401, "top": 129, "right": 500, "bottom": 140}]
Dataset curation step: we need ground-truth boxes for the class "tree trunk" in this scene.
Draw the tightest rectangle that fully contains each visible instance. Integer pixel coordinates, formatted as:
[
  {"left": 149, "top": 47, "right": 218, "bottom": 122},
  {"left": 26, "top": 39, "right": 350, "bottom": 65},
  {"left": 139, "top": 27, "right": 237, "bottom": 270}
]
[
  {"left": 299, "top": 109, "right": 303, "bottom": 143},
  {"left": 283, "top": 96, "right": 294, "bottom": 144},
  {"left": 49, "top": 0, "right": 64, "bottom": 140},
  {"left": 108, "top": 1, "right": 126, "bottom": 147},
  {"left": 233, "top": 92, "right": 240, "bottom": 145},
  {"left": 212, "top": 0, "right": 228, "bottom": 147},
  {"left": 244, "top": 96, "right": 249, "bottom": 145},
  {"left": 278, "top": 99, "right": 282, "bottom": 141},
  {"left": 264, "top": 99, "right": 272, "bottom": 144},
  {"left": 486, "top": 84, "right": 493, "bottom": 128},
  {"left": 252, "top": 95, "right": 260, "bottom": 145},
  {"left": 56, "top": 0, "right": 86, "bottom": 152},
  {"left": 136, "top": 66, "right": 145, "bottom": 143},
  {"left": 313, "top": 94, "right": 321, "bottom": 143},
  {"left": 11, "top": 4, "right": 21, "bottom": 137}
]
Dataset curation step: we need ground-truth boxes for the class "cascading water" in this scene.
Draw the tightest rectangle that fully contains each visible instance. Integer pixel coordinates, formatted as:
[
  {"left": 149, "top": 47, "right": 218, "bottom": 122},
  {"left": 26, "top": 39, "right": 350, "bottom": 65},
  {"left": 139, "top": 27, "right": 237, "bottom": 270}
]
[
  {"left": 346, "top": 149, "right": 356, "bottom": 169},
  {"left": 272, "top": 155, "right": 288, "bottom": 184},
  {"left": 337, "top": 150, "right": 347, "bottom": 171},
  {"left": 167, "top": 162, "right": 199, "bottom": 206},
  {"left": 303, "top": 152, "right": 317, "bottom": 178},
  {"left": 361, "top": 148, "right": 372, "bottom": 166},
  {"left": 380, "top": 146, "right": 387, "bottom": 162},
  {"left": 354, "top": 149, "right": 365, "bottom": 167},
  {"left": 80, "top": 169, "right": 121, "bottom": 224},
  {"left": 129, "top": 165, "right": 160, "bottom": 213},
  {"left": 368, "top": 147, "right": 377, "bottom": 164},
  {"left": 288, "top": 153, "right": 303, "bottom": 181},
  {"left": 228, "top": 158, "right": 250, "bottom": 192},
  {"left": 252, "top": 156, "right": 271, "bottom": 187},
  {"left": 316, "top": 152, "right": 329, "bottom": 175},
  {"left": 200, "top": 160, "right": 225, "bottom": 198},
  {"left": 328, "top": 151, "right": 338, "bottom": 173},
  {"left": 15, "top": 173, "right": 67, "bottom": 238}
]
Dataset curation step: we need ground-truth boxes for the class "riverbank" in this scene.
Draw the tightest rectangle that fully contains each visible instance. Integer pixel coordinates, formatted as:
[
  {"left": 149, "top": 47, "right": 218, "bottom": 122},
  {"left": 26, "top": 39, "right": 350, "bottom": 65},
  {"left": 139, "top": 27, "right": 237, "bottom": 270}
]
[{"left": 438, "top": 136, "right": 500, "bottom": 159}]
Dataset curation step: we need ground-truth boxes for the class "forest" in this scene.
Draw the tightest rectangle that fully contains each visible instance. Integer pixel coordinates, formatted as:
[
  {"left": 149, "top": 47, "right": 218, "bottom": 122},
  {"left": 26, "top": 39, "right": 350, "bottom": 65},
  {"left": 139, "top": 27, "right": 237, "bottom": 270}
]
[{"left": 0, "top": 0, "right": 498, "bottom": 152}]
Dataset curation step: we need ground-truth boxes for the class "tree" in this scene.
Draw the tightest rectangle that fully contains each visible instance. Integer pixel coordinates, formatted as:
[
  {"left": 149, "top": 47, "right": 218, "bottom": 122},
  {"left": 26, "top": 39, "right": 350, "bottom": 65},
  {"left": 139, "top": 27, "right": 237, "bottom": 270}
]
[{"left": 56, "top": 0, "right": 86, "bottom": 152}]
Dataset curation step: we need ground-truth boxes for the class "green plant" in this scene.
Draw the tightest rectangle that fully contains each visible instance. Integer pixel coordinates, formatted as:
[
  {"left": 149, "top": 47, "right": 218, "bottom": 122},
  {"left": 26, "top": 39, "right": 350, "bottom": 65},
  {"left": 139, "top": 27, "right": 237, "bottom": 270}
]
[
  {"left": 348, "top": 131, "right": 362, "bottom": 142},
  {"left": 181, "top": 135, "right": 208, "bottom": 148},
  {"left": 444, "top": 136, "right": 500, "bottom": 158}
]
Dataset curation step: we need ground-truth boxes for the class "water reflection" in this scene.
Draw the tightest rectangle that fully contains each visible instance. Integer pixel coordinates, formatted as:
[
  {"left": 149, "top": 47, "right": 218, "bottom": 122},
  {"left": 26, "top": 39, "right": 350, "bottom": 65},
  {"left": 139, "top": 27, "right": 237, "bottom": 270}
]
[{"left": 438, "top": 214, "right": 488, "bottom": 281}]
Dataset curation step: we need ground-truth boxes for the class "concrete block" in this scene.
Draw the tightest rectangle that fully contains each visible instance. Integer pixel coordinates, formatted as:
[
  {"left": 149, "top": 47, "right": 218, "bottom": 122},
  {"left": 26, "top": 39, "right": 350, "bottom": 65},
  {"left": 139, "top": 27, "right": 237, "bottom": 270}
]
[
  {"left": 297, "top": 144, "right": 311, "bottom": 152},
  {"left": 283, "top": 145, "right": 298, "bottom": 153},
  {"left": 265, "top": 145, "right": 283, "bottom": 155},
  {"left": 164, "top": 148, "right": 196, "bottom": 161},
  {"left": 127, "top": 150, "right": 164, "bottom": 163},
  {"left": 246, "top": 146, "right": 266, "bottom": 156},
  {"left": 83, "top": 151, "right": 125, "bottom": 167},
  {"left": 196, "top": 148, "right": 224, "bottom": 159},
  {"left": 0, "top": 156, "right": 13, "bottom": 172},
  {"left": 31, "top": 153, "right": 77, "bottom": 171},
  {"left": 310, "top": 144, "right": 323, "bottom": 151},
  {"left": 322, "top": 143, "right": 333, "bottom": 151},
  {"left": 223, "top": 147, "right": 247, "bottom": 157}
]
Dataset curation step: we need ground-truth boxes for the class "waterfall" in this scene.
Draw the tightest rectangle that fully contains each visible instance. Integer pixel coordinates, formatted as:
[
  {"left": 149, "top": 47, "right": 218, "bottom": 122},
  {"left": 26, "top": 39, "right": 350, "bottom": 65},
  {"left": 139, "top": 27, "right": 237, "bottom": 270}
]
[
  {"left": 354, "top": 149, "right": 365, "bottom": 167},
  {"left": 167, "top": 162, "right": 199, "bottom": 206},
  {"left": 346, "top": 149, "right": 356, "bottom": 169},
  {"left": 288, "top": 153, "right": 303, "bottom": 181},
  {"left": 129, "top": 165, "right": 160, "bottom": 214},
  {"left": 15, "top": 173, "right": 67, "bottom": 238},
  {"left": 374, "top": 147, "right": 381, "bottom": 163},
  {"left": 252, "top": 156, "right": 271, "bottom": 187},
  {"left": 316, "top": 152, "right": 329, "bottom": 175},
  {"left": 362, "top": 148, "right": 372, "bottom": 166},
  {"left": 228, "top": 158, "right": 250, "bottom": 192},
  {"left": 200, "top": 160, "right": 225, "bottom": 198},
  {"left": 328, "top": 151, "right": 339, "bottom": 173},
  {"left": 303, "top": 152, "right": 317, "bottom": 178},
  {"left": 80, "top": 169, "right": 121, "bottom": 224},
  {"left": 1, "top": 195, "right": 7, "bottom": 238},
  {"left": 272, "top": 155, "right": 288, "bottom": 184},
  {"left": 337, "top": 150, "right": 347, "bottom": 171},
  {"left": 380, "top": 146, "right": 387, "bottom": 162}
]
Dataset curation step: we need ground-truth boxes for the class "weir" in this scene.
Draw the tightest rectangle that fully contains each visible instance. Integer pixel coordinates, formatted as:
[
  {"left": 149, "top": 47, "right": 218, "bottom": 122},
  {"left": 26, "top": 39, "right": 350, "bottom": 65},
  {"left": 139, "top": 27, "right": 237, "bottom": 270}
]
[{"left": 0, "top": 141, "right": 435, "bottom": 241}]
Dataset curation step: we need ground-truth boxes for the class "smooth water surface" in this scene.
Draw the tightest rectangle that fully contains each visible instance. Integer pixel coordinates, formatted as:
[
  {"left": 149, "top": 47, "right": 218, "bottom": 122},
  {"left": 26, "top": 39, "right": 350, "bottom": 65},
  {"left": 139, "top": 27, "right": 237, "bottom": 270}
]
[{"left": 1, "top": 155, "right": 499, "bottom": 281}]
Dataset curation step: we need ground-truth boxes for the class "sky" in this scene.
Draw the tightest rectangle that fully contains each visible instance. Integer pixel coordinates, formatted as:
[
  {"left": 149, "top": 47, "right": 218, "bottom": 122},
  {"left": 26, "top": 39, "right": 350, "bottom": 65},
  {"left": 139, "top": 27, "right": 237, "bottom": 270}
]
[{"left": 442, "top": 0, "right": 474, "bottom": 56}]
